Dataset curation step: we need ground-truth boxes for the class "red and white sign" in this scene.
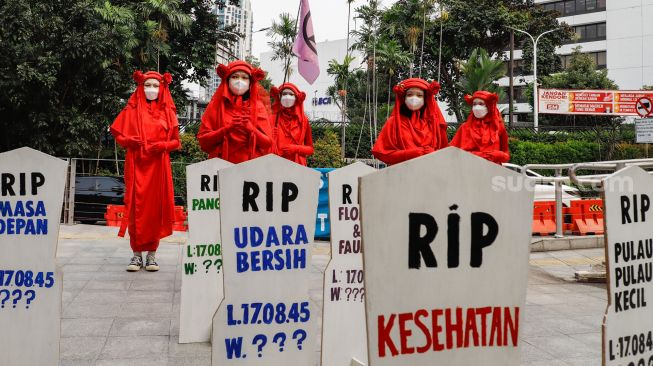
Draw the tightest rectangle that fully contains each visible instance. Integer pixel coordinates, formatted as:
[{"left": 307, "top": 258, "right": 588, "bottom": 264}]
[
  {"left": 635, "top": 97, "right": 653, "bottom": 117},
  {"left": 539, "top": 89, "right": 653, "bottom": 117}
]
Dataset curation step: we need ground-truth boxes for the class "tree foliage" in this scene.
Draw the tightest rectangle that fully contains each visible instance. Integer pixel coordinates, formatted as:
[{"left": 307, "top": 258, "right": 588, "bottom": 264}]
[{"left": 0, "top": 0, "right": 236, "bottom": 157}]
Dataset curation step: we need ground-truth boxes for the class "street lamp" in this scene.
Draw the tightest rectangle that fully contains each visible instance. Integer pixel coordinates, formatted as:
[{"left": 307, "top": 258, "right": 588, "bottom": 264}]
[{"left": 506, "top": 26, "right": 562, "bottom": 131}]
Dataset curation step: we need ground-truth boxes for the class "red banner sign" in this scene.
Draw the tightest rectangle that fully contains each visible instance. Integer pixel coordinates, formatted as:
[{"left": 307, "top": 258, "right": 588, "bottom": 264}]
[{"left": 539, "top": 89, "right": 653, "bottom": 117}]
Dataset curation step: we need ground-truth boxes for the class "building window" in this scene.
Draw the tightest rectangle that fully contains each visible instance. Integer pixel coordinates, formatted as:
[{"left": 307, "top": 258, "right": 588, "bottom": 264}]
[
  {"left": 559, "top": 51, "right": 607, "bottom": 69},
  {"left": 500, "top": 86, "right": 528, "bottom": 104},
  {"left": 541, "top": 0, "right": 606, "bottom": 16},
  {"left": 566, "top": 22, "right": 607, "bottom": 43}
]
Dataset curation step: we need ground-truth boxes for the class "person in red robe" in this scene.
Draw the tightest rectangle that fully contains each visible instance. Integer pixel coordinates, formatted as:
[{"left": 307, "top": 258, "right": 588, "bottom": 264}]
[
  {"left": 197, "top": 60, "right": 273, "bottom": 163},
  {"left": 270, "top": 83, "right": 314, "bottom": 165},
  {"left": 111, "top": 71, "right": 180, "bottom": 272},
  {"left": 371, "top": 78, "right": 448, "bottom": 165},
  {"left": 450, "top": 91, "right": 510, "bottom": 164}
]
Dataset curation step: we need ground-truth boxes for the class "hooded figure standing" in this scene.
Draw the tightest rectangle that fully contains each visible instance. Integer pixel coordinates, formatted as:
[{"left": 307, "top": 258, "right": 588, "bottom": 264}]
[
  {"left": 111, "top": 71, "right": 180, "bottom": 272},
  {"left": 270, "top": 83, "right": 314, "bottom": 166},
  {"left": 197, "top": 60, "right": 273, "bottom": 163},
  {"left": 450, "top": 91, "right": 510, "bottom": 164},
  {"left": 371, "top": 78, "right": 448, "bottom": 165}
]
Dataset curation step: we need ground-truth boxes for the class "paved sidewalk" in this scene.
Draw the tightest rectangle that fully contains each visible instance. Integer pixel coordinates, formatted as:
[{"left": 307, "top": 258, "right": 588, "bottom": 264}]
[{"left": 57, "top": 225, "right": 606, "bottom": 365}]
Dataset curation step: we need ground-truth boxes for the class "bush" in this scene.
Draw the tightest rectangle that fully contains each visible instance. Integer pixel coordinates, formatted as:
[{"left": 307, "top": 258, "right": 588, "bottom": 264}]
[{"left": 308, "top": 130, "right": 344, "bottom": 168}]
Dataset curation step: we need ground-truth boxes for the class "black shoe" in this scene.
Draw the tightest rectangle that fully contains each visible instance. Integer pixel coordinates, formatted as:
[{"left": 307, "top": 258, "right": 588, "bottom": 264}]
[
  {"left": 145, "top": 254, "right": 159, "bottom": 272},
  {"left": 126, "top": 256, "right": 143, "bottom": 272}
]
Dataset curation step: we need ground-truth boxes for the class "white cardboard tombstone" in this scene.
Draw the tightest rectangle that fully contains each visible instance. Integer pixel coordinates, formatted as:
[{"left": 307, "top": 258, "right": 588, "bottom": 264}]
[
  {"left": 211, "top": 154, "right": 320, "bottom": 365},
  {"left": 0, "top": 147, "right": 66, "bottom": 365},
  {"left": 602, "top": 166, "right": 653, "bottom": 365},
  {"left": 359, "top": 147, "right": 533, "bottom": 366},
  {"left": 179, "top": 158, "right": 233, "bottom": 343},
  {"left": 322, "top": 162, "right": 376, "bottom": 366}
]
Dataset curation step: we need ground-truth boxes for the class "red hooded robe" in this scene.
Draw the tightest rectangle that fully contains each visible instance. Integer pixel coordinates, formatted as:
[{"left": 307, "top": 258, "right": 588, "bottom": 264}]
[
  {"left": 450, "top": 91, "right": 510, "bottom": 164},
  {"left": 371, "top": 78, "right": 448, "bottom": 165},
  {"left": 110, "top": 71, "right": 180, "bottom": 252},
  {"left": 197, "top": 61, "right": 273, "bottom": 163},
  {"left": 270, "top": 83, "right": 314, "bottom": 166}
]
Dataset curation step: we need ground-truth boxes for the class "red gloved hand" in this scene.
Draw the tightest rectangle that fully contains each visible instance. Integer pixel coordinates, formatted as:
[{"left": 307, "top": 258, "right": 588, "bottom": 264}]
[
  {"left": 148, "top": 142, "right": 166, "bottom": 153},
  {"left": 281, "top": 145, "right": 297, "bottom": 154},
  {"left": 422, "top": 146, "right": 435, "bottom": 155},
  {"left": 126, "top": 137, "right": 144, "bottom": 149}
]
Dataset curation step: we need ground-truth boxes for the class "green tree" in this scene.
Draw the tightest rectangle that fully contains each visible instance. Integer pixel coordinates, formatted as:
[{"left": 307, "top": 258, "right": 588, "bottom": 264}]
[
  {"left": 376, "top": 40, "right": 412, "bottom": 119},
  {"left": 379, "top": 0, "right": 572, "bottom": 122},
  {"left": 266, "top": 12, "right": 297, "bottom": 81},
  {"left": 457, "top": 48, "right": 506, "bottom": 115},
  {"left": 0, "top": 0, "right": 230, "bottom": 156}
]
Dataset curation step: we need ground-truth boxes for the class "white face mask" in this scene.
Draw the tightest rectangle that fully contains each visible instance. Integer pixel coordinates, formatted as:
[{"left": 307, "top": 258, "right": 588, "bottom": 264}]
[
  {"left": 229, "top": 78, "right": 250, "bottom": 96},
  {"left": 280, "top": 95, "right": 296, "bottom": 108},
  {"left": 472, "top": 105, "right": 489, "bottom": 119},
  {"left": 144, "top": 87, "right": 159, "bottom": 101},
  {"left": 405, "top": 96, "right": 424, "bottom": 111}
]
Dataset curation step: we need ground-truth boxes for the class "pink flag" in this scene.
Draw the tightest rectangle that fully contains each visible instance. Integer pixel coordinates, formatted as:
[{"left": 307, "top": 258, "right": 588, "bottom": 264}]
[{"left": 293, "top": 0, "right": 320, "bottom": 84}]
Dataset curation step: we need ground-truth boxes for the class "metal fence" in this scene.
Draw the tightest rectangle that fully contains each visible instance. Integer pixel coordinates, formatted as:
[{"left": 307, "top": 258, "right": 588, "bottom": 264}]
[{"left": 61, "top": 158, "right": 190, "bottom": 225}]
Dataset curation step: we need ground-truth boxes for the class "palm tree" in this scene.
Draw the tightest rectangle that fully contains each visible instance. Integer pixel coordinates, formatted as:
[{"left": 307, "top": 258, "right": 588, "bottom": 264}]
[
  {"left": 457, "top": 48, "right": 507, "bottom": 115},
  {"left": 418, "top": 0, "right": 436, "bottom": 77},
  {"left": 327, "top": 55, "right": 357, "bottom": 111},
  {"left": 377, "top": 40, "right": 412, "bottom": 119},
  {"left": 406, "top": 26, "right": 420, "bottom": 77},
  {"left": 266, "top": 13, "right": 297, "bottom": 80},
  {"left": 137, "top": 0, "right": 192, "bottom": 71}
]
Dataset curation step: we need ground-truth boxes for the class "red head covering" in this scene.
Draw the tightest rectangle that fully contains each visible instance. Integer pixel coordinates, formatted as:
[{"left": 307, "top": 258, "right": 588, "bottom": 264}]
[
  {"left": 199, "top": 60, "right": 272, "bottom": 161},
  {"left": 270, "top": 83, "right": 313, "bottom": 165},
  {"left": 371, "top": 78, "right": 448, "bottom": 165},
  {"left": 111, "top": 71, "right": 179, "bottom": 145},
  {"left": 463, "top": 91, "right": 503, "bottom": 149}
]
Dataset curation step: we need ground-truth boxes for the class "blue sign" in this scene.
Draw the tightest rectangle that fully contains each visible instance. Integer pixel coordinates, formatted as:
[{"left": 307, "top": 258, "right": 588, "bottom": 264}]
[{"left": 313, "top": 168, "right": 334, "bottom": 240}]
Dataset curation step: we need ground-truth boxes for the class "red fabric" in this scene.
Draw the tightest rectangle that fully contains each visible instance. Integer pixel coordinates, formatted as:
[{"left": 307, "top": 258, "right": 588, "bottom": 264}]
[
  {"left": 110, "top": 71, "right": 180, "bottom": 252},
  {"left": 450, "top": 91, "right": 510, "bottom": 164},
  {"left": 371, "top": 78, "right": 448, "bottom": 165},
  {"left": 197, "top": 60, "right": 273, "bottom": 163},
  {"left": 270, "top": 83, "right": 314, "bottom": 165}
]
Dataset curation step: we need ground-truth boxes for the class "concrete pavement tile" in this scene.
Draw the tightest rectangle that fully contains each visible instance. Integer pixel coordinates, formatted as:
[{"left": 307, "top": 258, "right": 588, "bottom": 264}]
[
  {"left": 85, "top": 280, "right": 132, "bottom": 291},
  {"left": 563, "top": 357, "right": 603, "bottom": 365},
  {"left": 118, "top": 302, "right": 173, "bottom": 318},
  {"left": 525, "top": 335, "right": 597, "bottom": 359},
  {"left": 168, "top": 336, "right": 211, "bottom": 358},
  {"left": 60, "top": 336, "right": 107, "bottom": 360},
  {"left": 167, "top": 357, "right": 211, "bottom": 366},
  {"left": 59, "top": 360, "right": 94, "bottom": 366},
  {"left": 95, "top": 358, "right": 169, "bottom": 366},
  {"left": 126, "top": 290, "right": 174, "bottom": 303},
  {"left": 520, "top": 341, "right": 556, "bottom": 362},
  {"left": 99, "top": 336, "right": 169, "bottom": 359},
  {"left": 62, "top": 318, "right": 114, "bottom": 337},
  {"left": 63, "top": 303, "right": 122, "bottom": 319},
  {"left": 109, "top": 318, "right": 171, "bottom": 336},
  {"left": 73, "top": 290, "right": 129, "bottom": 304},
  {"left": 569, "top": 331, "right": 602, "bottom": 349},
  {"left": 130, "top": 279, "right": 175, "bottom": 291}
]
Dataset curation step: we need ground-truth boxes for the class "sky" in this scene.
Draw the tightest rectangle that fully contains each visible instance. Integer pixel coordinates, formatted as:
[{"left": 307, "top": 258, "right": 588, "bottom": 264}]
[{"left": 251, "top": 0, "right": 399, "bottom": 58}]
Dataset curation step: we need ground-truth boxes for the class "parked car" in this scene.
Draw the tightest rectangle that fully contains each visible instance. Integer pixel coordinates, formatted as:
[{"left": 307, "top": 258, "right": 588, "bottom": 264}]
[
  {"left": 503, "top": 163, "right": 580, "bottom": 206},
  {"left": 74, "top": 176, "right": 125, "bottom": 224},
  {"left": 73, "top": 175, "right": 185, "bottom": 224}
]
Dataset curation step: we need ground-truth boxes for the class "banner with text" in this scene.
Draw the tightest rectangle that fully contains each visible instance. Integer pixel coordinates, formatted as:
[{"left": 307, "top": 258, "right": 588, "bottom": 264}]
[
  {"left": 321, "top": 162, "right": 376, "bottom": 366},
  {"left": 179, "top": 158, "right": 233, "bottom": 343},
  {"left": 602, "top": 166, "right": 653, "bottom": 366},
  {"left": 360, "top": 148, "right": 534, "bottom": 366},
  {"left": 212, "top": 155, "right": 320, "bottom": 365},
  {"left": 539, "top": 89, "right": 653, "bottom": 116},
  {"left": 0, "top": 147, "right": 67, "bottom": 366}
]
